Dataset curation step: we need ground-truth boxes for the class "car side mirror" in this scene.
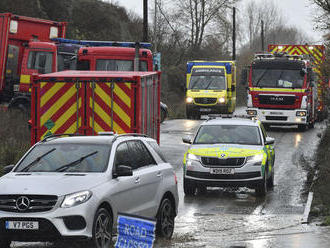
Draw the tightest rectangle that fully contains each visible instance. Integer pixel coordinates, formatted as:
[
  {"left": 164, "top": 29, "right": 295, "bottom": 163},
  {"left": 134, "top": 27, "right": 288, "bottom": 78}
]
[
  {"left": 2, "top": 165, "right": 14, "bottom": 175},
  {"left": 113, "top": 165, "right": 133, "bottom": 178},
  {"left": 265, "top": 137, "right": 275, "bottom": 145},
  {"left": 182, "top": 136, "right": 192, "bottom": 144},
  {"left": 231, "top": 85, "right": 236, "bottom": 91}
]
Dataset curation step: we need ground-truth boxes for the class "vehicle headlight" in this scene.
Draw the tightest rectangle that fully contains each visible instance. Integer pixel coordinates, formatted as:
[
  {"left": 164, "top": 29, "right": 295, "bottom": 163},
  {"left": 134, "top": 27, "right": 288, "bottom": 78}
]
[
  {"left": 247, "top": 110, "right": 257, "bottom": 116},
  {"left": 246, "top": 153, "right": 263, "bottom": 165},
  {"left": 218, "top": 97, "right": 225, "bottom": 103},
  {"left": 296, "top": 111, "right": 306, "bottom": 117},
  {"left": 186, "top": 97, "right": 193, "bottom": 103},
  {"left": 61, "top": 190, "right": 92, "bottom": 208},
  {"left": 187, "top": 153, "right": 201, "bottom": 162}
]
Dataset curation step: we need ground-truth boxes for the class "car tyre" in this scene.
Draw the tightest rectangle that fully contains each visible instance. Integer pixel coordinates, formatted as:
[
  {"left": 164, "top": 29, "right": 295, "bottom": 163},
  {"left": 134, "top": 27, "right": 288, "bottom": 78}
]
[
  {"left": 183, "top": 178, "right": 196, "bottom": 196},
  {"left": 92, "top": 207, "right": 113, "bottom": 248},
  {"left": 161, "top": 108, "right": 166, "bottom": 123},
  {"left": 156, "top": 198, "right": 175, "bottom": 239},
  {"left": 197, "top": 185, "right": 207, "bottom": 194},
  {"left": 267, "top": 169, "right": 274, "bottom": 189},
  {"left": 0, "top": 239, "right": 11, "bottom": 248},
  {"left": 256, "top": 169, "right": 267, "bottom": 197}
]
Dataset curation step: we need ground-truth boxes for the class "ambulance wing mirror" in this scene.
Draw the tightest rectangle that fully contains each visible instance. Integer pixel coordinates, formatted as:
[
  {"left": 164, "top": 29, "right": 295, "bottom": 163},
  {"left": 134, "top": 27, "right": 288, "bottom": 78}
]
[
  {"left": 182, "top": 136, "right": 193, "bottom": 144},
  {"left": 300, "top": 68, "right": 307, "bottom": 77},
  {"left": 265, "top": 137, "right": 275, "bottom": 145},
  {"left": 240, "top": 68, "right": 248, "bottom": 85}
]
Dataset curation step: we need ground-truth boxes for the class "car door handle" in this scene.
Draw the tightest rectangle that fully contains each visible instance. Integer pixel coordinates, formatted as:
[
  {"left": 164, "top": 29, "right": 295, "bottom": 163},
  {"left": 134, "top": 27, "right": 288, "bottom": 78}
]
[
  {"left": 135, "top": 177, "right": 140, "bottom": 184},
  {"left": 157, "top": 172, "right": 162, "bottom": 177}
]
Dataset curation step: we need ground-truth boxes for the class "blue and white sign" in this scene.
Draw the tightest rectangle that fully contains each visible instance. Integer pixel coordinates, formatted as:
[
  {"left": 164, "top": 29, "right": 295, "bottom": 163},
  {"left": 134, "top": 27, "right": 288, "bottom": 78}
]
[{"left": 115, "top": 213, "right": 156, "bottom": 248}]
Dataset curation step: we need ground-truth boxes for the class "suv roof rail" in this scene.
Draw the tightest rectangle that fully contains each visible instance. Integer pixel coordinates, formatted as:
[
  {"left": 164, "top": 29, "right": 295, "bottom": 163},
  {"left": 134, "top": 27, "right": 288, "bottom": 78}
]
[
  {"left": 41, "top": 133, "right": 84, "bottom": 142},
  {"left": 207, "top": 114, "right": 258, "bottom": 121},
  {"left": 112, "top": 133, "right": 149, "bottom": 142}
]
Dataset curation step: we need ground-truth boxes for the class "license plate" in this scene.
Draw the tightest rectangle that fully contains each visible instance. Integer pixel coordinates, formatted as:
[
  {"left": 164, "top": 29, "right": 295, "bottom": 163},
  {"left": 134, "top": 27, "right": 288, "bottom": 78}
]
[
  {"left": 5, "top": 221, "right": 39, "bottom": 230},
  {"left": 200, "top": 108, "right": 212, "bottom": 112},
  {"left": 270, "top": 112, "right": 283, "bottom": 115},
  {"left": 210, "top": 168, "right": 235, "bottom": 174}
]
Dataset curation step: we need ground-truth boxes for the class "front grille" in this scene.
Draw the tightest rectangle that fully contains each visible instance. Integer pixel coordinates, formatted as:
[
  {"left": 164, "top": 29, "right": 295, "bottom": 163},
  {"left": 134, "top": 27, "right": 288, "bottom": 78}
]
[
  {"left": 0, "top": 195, "right": 58, "bottom": 213},
  {"left": 194, "top": 97, "right": 217, "bottom": 104},
  {"left": 259, "top": 95, "right": 296, "bottom": 105},
  {"left": 186, "top": 171, "right": 261, "bottom": 180},
  {"left": 201, "top": 157, "right": 245, "bottom": 167},
  {"left": 266, "top": 116, "right": 288, "bottom": 121}
]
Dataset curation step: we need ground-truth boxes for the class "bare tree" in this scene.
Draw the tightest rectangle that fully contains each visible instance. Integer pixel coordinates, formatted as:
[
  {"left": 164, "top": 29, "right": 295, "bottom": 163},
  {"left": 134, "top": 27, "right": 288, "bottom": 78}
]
[{"left": 311, "top": 0, "right": 330, "bottom": 30}]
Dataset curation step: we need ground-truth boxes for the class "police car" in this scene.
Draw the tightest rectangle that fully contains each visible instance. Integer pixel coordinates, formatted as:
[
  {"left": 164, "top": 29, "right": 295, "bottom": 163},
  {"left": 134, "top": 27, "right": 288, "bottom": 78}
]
[{"left": 182, "top": 115, "right": 275, "bottom": 197}]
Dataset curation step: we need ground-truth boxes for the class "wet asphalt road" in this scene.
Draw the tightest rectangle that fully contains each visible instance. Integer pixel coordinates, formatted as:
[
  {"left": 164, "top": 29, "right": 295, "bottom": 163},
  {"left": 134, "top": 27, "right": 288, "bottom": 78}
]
[{"left": 10, "top": 108, "right": 330, "bottom": 248}]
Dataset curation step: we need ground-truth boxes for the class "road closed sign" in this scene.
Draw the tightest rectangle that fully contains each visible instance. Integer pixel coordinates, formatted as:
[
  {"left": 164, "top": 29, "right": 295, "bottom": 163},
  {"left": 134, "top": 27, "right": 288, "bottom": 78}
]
[{"left": 115, "top": 213, "right": 156, "bottom": 248}]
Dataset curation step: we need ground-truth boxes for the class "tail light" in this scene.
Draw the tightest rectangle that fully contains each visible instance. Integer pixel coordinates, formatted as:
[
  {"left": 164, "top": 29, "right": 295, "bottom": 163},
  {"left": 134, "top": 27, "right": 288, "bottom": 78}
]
[{"left": 174, "top": 172, "right": 178, "bottom": 185}]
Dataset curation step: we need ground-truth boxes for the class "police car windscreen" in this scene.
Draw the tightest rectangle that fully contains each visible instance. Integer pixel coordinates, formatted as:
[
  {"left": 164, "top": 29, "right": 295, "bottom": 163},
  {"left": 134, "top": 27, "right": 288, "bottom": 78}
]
[
  {"left": 189, "top": 68, "right": 226, "bottom": 90},
  {"left": 15, "top": 143, "right": 111, "bottom": 173},
  {"left": 194, "top": 125, "right": 262, "bottom": 145}
]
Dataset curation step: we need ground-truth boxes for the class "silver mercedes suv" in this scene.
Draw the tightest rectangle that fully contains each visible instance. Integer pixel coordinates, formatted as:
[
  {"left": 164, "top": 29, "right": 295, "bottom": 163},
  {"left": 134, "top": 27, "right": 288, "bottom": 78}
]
[{"left": 0, "top": 134, "right": 178, "bottom": 248}]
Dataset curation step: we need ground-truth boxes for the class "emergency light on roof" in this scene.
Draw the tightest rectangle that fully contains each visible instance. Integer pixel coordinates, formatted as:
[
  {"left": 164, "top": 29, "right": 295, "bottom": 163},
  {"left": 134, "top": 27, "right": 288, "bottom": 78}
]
[{"left": 51, "top": 38, "right": 152, "bottom": 49}]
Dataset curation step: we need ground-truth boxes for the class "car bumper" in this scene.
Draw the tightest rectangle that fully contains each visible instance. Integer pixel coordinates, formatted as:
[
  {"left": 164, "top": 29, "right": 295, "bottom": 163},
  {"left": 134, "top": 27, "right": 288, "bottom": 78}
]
[
  {"left": 0, "top": 198, "right": 97, "bottom": 241},
  {"left": 247, "top": 108, "right": 307, "bottom": 125},
  {"left": 184, "top": 160, "right": 264, "bottom": 189},
  {"left": 186, "top": 103, "right": 228, "bottom": 114}
]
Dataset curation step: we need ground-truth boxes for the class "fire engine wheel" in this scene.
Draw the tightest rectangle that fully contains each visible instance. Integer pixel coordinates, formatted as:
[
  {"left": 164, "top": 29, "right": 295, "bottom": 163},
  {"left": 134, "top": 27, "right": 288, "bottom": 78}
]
[
  {"left": 308, "top": 121, "right": 315, "bottom": 129},
  {"left": 298, "top": 124, "right": 307, "bottom": 132}
]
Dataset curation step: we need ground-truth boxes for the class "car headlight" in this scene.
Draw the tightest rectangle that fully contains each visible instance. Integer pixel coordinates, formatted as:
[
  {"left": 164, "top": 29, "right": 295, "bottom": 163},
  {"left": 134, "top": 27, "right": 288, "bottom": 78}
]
[
  {"left": 296, "top": 111, "right": 306, "bottom": 117},
  {"left": 187, "top": 153, "right": 200, "bottom": 162},
  {"left": 218, "top": 97, "right": 225, "bottom": 103},
  {"left": 61, "top": 190, "right": 92, "bottom": 208},
  {"left": 246, "top": 153, "right": 263, "bottom": 165},
  {"left": 186, "top": 97, "right": 193, "bottom": 103}
]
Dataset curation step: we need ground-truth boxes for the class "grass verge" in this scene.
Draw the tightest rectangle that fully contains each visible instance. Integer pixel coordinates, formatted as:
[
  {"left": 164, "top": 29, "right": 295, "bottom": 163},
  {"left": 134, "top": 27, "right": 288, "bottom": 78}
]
[
  {"left": 310, "top": 121, "right": 330, "bottom": 223},
  {"left": 0, "top": 110, "right": 30, "bottom": 176}
]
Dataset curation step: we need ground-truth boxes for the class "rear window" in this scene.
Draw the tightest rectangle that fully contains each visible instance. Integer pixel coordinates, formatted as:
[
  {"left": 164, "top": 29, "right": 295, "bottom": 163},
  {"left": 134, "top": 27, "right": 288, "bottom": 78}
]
[{"left": 96, "top": 59, "right": 147, "bottom": 71}]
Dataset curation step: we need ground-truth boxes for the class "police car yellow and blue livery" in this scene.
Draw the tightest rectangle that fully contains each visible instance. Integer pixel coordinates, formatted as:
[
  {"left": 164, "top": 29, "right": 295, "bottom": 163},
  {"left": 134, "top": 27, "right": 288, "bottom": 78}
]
[
  {"left": 186, "top": 61, "right": 236, "bottom": 119},
  {"left": 182, "top": 116, "right": 275, "bottom": 196}
]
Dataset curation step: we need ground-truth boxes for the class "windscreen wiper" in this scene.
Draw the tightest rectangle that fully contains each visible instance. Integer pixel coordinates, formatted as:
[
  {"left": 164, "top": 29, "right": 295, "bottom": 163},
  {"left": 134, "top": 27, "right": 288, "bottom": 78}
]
[
  {"left": 254, "top": 69, "right": 268, "bottom": 87},
  {"left": 55, "top": 151, "right": 98, "bottom": 172},
  {"left": 21, "top": 148, "right": 56, "bottom": 172}
]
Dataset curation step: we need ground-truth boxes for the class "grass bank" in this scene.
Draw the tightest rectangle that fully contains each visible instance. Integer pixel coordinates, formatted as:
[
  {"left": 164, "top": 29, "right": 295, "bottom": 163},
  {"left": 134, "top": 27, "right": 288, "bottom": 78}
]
[
  {"left": 310, "top": 120, "right": 330, "bottom": 222},
  {"left": 0, "top": 110, "right": 30, "bottom": 175}
]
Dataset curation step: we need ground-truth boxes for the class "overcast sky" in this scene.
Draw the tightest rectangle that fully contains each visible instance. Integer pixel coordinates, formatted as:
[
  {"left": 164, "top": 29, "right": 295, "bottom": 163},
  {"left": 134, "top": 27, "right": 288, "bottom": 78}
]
[{"left": 112, "top": 0, "right": 324, "bottom": 43}]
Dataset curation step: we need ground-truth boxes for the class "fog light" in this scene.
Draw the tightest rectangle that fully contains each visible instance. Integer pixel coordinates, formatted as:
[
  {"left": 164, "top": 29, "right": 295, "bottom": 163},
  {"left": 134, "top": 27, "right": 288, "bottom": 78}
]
[
  {"left": 247, "top": 110, "right": 257, "bottom": 116},
  {"left": 296, "top": 111, "right": 306, "bottom": 117},
  {"left": 218, "top": 97, "right": 225, "bottom": 103},
  {"left": 186, "top": 97, "right": 193, "bottom": 103}
]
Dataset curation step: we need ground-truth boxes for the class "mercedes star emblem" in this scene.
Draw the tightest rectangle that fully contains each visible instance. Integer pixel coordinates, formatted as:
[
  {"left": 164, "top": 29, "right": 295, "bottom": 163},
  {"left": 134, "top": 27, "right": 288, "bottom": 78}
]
[{"left": 16, "top": 196, "right": 30, "bottom": 211}]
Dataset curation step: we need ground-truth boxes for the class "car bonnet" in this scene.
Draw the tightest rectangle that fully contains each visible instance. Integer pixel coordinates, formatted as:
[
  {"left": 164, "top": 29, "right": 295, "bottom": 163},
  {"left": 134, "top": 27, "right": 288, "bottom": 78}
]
[{"left": 0, "top": 173, "right": 107, "bottom": 196}]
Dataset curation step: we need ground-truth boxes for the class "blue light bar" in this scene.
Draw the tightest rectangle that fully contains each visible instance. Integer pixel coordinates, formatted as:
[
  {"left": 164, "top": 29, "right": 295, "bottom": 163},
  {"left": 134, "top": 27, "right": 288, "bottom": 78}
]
[
  {"left": 51, "top": 38, "right": 152, "bottom": 49},
  {"left": 187, "top": 61, "right": 232, "bottom": 74}
]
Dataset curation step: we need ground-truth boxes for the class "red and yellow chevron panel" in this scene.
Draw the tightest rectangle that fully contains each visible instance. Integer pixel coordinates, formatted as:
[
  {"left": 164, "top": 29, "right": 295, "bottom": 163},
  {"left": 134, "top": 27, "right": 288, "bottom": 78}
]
[
  {"left": 86, "top": 82, "right": 134, "bottom": 135},
  {"left": 268, "top": 44, "right": 325, "bottom": 75},
  {"left": 37, "top": 82, "right": 83, "bottom": 141}
]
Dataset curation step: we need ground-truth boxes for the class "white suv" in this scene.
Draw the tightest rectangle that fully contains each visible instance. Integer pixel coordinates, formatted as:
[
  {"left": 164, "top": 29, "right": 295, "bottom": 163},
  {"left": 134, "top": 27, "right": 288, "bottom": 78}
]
[{"left": 0, "top": 134, "right": 178, "bottom": 248}]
